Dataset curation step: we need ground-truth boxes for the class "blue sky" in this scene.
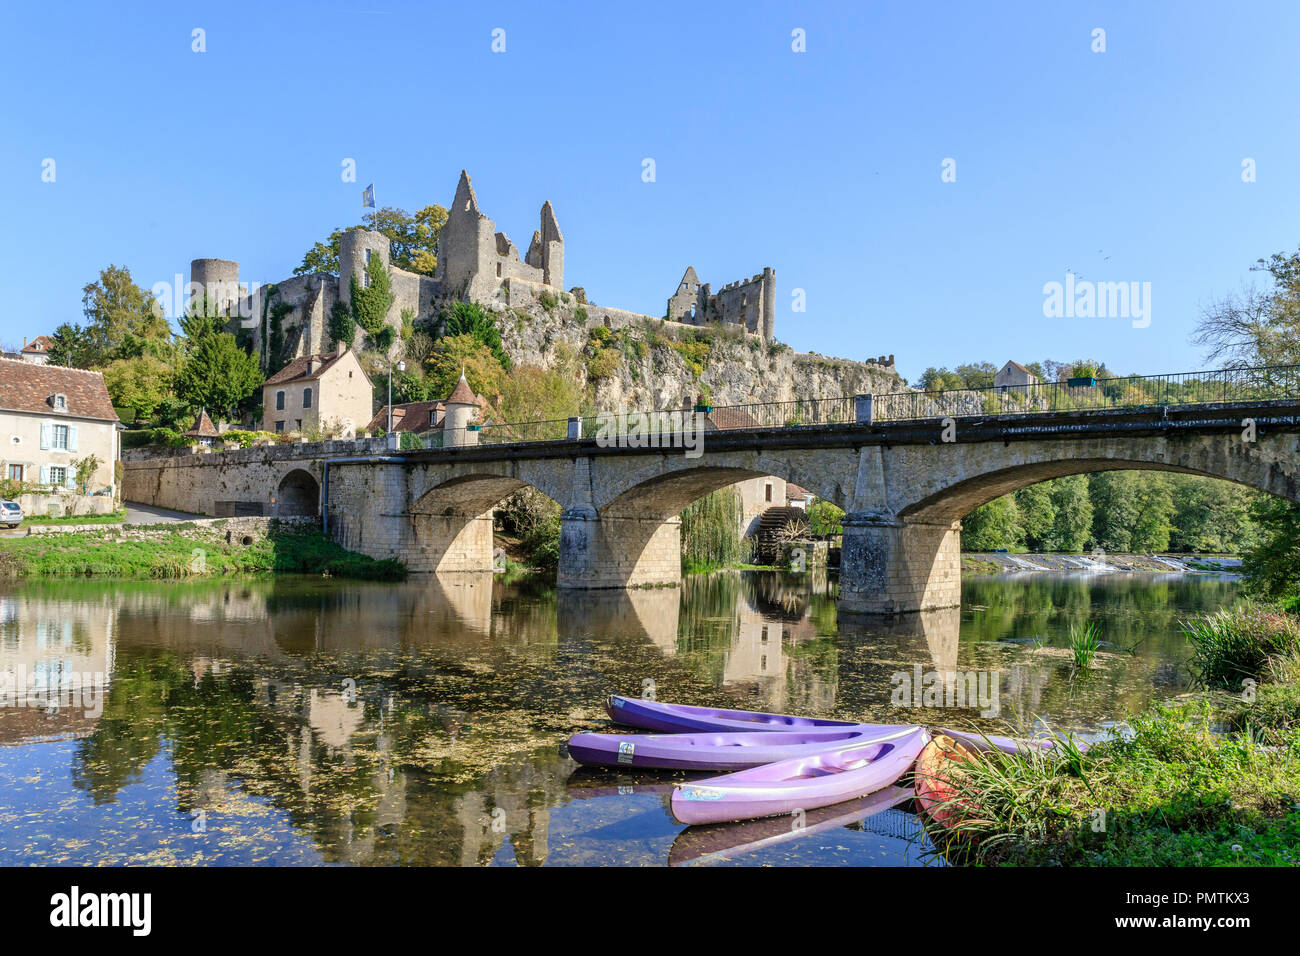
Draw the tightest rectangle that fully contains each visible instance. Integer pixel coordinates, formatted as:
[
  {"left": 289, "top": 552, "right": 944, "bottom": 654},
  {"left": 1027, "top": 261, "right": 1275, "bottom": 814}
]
[{"left": 2, "top": 0, "right": 1297, "bottom": 385}]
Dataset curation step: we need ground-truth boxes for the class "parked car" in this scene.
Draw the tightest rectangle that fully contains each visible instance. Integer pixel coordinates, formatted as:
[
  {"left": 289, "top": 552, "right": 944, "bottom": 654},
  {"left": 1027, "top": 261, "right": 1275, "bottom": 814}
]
[{"left": 0, "top": 500, "right": 23, "bottom": 528}]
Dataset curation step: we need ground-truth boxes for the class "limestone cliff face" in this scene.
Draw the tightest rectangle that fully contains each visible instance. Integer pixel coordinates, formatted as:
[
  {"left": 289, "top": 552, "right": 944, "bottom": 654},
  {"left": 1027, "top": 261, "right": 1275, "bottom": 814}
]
[{"left": 493, "top": 296, "right": 902, "bottom": 412}]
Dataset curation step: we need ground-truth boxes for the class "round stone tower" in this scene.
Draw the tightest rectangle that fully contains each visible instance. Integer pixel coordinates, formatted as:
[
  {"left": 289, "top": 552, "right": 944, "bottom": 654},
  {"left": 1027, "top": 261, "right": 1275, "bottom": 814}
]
[
  {"left": 189, "top": 258, "right": 241, "bottom": 315},
  {"left": 442, "top": 371, "right": 480, "bottom": 447},
  {"left": 338, "top": 229, "right": 391, "bottom": 312}
]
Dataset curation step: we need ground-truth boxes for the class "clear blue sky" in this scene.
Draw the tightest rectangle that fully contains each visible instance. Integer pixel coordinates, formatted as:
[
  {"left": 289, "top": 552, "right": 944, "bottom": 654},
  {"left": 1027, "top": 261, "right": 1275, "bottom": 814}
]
[{"left": 3, "top": 0, "right": 1297, "bottom": 385}]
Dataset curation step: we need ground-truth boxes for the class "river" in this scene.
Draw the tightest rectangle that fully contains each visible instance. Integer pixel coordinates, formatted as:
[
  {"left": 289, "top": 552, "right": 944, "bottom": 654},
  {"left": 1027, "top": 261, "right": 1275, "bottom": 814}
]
[{"left": 0, "top": 569, "right": 1240, "bottom": 866}]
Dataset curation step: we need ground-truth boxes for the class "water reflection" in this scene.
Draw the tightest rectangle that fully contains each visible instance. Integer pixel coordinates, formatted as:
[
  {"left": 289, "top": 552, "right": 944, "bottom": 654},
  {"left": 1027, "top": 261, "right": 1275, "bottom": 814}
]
[{"left": 0, "top": 569, "right": 1239, "bottom": 866}]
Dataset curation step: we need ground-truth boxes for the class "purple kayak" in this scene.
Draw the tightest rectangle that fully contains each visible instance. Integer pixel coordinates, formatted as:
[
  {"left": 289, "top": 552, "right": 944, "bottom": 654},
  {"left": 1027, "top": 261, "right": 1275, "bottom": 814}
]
[
  {"left": 671, "top": 725, "right": 930, "bottom": 825},
  {"left": 607, "top": 695, "right": 865, "bottom": 734},
  {"left": 941, "top": 728, "right": 1092, "bottom": 756},
  {"left": 567, "top": 726, "right": 903, "bottom": 772}
]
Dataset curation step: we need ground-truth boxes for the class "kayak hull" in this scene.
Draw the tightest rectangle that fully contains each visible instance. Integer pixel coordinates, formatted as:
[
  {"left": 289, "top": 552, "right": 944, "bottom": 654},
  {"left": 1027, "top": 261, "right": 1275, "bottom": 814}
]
[
  {"left": 607, "top": 694, "right": 864, "bottom": 734},
  {"left": 569, "top": 726, "right": 906, "bottom": 772},
  {"left": 914, "top": 734, "right": 979, "bottom": 829},
  {"left": 671, "top": 726, "right": 930, "bottom": 825}
]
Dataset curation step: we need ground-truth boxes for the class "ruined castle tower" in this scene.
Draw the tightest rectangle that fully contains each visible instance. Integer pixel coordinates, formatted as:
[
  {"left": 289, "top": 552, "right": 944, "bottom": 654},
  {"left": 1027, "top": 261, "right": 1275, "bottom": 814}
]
[
  {"left": 435, "top": 170, "right": 565, "bottom": 302},
  {"left": 189, "top": 258, "right": 244, "bottom": 315},
  {"left": 667, "top": 265, "right": 775, "bottom": 341}
]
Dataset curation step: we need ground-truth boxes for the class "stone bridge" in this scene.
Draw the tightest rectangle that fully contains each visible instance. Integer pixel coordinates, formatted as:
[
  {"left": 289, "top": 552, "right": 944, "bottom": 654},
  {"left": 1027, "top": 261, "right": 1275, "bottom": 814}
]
[
  {"left": 123, "top": 401, "right": 1300, "bottom": 614},
  {"left": 317, "top": 400, "right": 1300, "bottom": 614}
]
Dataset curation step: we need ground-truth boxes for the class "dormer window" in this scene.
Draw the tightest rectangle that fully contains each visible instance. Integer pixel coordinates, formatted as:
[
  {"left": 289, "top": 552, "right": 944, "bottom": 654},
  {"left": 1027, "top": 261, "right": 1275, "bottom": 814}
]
[{"left": 50, "top": 393, "right": 67, "bottom": 411}]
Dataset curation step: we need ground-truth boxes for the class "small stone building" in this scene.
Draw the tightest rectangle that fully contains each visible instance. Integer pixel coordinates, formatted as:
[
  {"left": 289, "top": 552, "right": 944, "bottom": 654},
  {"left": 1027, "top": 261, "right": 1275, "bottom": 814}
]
[
  {"left": 994, "top": 361, "right": 1039, "bottom": 390},
  {"left": 262, "top": 348, "right": 373, "bottom": 437},
  {"left": 184, "top": 410, "right": 220, "bottom": 447}
]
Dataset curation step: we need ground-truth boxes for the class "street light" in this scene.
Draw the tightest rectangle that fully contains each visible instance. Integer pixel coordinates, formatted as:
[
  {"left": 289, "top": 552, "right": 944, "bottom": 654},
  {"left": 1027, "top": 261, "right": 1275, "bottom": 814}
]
[{"left": 387, "top": 359, "right": 406, "bottom": 434}]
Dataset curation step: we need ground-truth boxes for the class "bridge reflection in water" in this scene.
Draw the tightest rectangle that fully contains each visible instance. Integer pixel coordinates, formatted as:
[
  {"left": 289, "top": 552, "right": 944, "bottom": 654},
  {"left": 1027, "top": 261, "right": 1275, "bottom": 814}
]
[{"left": 0, "top": 569, "right": 1239, "bottom": 866}]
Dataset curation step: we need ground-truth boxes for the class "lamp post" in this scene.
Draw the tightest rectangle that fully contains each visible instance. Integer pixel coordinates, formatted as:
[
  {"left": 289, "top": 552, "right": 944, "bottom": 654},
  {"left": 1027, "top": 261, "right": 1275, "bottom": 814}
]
[{"left": 387, "top": 359, "right": 406, "bottom": 434}]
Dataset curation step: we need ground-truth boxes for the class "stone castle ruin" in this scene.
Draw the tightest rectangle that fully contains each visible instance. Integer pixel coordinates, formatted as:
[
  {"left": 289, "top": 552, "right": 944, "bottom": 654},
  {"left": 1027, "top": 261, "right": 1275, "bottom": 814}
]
[{"left": 194, "top": 170, "right": 782, "bottom": 368}]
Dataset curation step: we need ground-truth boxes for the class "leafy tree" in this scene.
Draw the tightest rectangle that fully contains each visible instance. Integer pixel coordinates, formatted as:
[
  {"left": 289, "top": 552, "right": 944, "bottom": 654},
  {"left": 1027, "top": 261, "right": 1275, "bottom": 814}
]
[
  {"left": 294, "top": 205, "right": 447, "bottom": 277},
  {"left": 45, "top": 322, "right": 95, "bottom": 368},
  {"left": 498, "top": 363, "right": 582, "bottom": 423},
  {"left": 71, "top": 454, "right": 102, "bottom": 494},
  {"left": 175, "top": 295, "right": 261, "bottom": 418},
  {"left": 807, "top": 500, "right": 845, "bottom": 536},
  {"left": 954, "top": 362, "right": 997, "bottom": 389},
  {"left": 425, "top": 334, "right": 505, "bottom": 401},
  {"left": 961, "top": 496, "right": 1023, "bottom": 551},
  {"left": 1043, "top": 475, "right": 1093, "bottom": 551},
  {"left": 101, "top": 353, "right": 175, "bottom": 421},
  {"left": 437, "top": 300, "right": 511, "bottom": 370},
  {"left": 79, "top": 265, "right": 170, "bottom": 365},
  {"left": 1014, "top": 483, "right": 1056, "bottom": 550},
  {"left": 1242, "top": 497, "right": 1300, "bottom": 607}
]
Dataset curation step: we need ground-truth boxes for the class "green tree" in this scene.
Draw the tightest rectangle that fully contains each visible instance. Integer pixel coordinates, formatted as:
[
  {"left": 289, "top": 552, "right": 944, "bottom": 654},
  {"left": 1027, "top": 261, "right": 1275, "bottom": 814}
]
[
  {"left": 1242, "top": 497, "right": 1300, "bottom": 607},
  {"left": 101, "top": 353, "right": 175, "bottom": 421},
  {"left": 175, "top": 297, "right": 262, "bottom": 419},
  {"left": 1014, "top": 483, "right": 1057, "bottom": 550},
  {"left": 45, "top": 322, "right": 94, "bottom": 368},
  {"left": 438, "top": 300, "right": 511, "bottom": 370},
  {"left": 294, "top": 205, "right": 447, "bottom": 277},
  {"left": 79, "top": 265, "right": 170, "bottom": 365},
  {"left": 960, "top": 496, "right": 1023, "bottom": 551},
  {"left": 1043, "top": 475, "right": 1093, "bottom": 551},
  {"left": 425, "top": 334, "right": 506, "bottom": 401}
]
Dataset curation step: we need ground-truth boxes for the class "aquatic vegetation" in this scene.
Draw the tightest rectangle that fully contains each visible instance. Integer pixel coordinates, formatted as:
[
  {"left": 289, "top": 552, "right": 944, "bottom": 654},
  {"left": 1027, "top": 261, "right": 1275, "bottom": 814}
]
[
  {"left": 1066, "top": 622, "right": 1103, "bottom": 668},
  {"left": 1182, "top": 602, "right": 1300, "bottom": 687}
]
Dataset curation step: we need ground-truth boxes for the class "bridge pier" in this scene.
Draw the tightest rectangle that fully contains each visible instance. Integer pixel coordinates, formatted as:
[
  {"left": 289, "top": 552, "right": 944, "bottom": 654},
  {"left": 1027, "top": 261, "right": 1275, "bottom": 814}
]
[
  {"left": 838, "top": 512, "right": 962, "bottom": 614},
  {"left": 557, "top": 508, "right": 681, "bottom": 589}
]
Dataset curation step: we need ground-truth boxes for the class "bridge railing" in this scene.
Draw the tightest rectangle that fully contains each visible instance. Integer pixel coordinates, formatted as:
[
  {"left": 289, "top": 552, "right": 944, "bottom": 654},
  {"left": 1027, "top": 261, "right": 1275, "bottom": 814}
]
[
  {"left": 866, "top": 364, "right": 1300, "bottom": 422},
  {"left": 415, "top": 364, "right": 1300, "bottom": 449}
]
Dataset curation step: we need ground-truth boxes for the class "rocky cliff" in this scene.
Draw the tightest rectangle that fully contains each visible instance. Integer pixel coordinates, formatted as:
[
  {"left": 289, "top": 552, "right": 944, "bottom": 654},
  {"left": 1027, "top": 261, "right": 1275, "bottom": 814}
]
[{"left": 491, "top": 294, "right": 902, "bottom": 412}]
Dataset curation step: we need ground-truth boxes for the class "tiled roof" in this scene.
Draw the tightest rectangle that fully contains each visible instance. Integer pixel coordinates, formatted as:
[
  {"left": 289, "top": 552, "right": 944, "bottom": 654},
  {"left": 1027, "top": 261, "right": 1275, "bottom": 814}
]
[
  {"left": 264, "top": 352, "right": 357, "bottom": 386},
  {"left": 184, "top": 409, "right": 219, "bottom": 437},
  {"left": 446, "top": 374, "right": 477, "bottom": 405},
  {"left": 22, "top": 335, "right": 54, "bottom": 354},
  {"left": 706, "top": 406, "right": 760, "bottom": 430},
  {"left": 0, "top": 357, "right": 117, "bottom": 421},
  {"left": 366, "top": 401, "right": 445, "bottom": 434},
  {"left": 786, "top": 483, "right": 811, "bottom": 500}
]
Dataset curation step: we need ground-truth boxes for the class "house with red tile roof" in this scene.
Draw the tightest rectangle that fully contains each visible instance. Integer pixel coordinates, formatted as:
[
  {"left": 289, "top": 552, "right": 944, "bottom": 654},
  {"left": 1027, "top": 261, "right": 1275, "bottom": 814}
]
[{"left": 0, "top": 357, "right": 120, "bottom": 495}]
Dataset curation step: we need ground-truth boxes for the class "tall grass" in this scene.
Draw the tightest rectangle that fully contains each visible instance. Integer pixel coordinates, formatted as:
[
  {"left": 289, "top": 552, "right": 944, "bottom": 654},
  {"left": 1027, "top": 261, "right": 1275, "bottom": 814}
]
[
  {"left": 1066, "top": 622, "right": 1103, "bottom": 668},
  {"left": 1182, "top": 602, "right": 1300, "bottom": 687},
  {"left": 680, "top": 487, "right": 746, "bottom": 572}
]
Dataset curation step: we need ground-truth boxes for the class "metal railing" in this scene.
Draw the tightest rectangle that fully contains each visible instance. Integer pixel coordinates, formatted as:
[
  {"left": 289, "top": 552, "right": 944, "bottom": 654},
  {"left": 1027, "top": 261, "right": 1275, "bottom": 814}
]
[
  {"left": 407, "top": 364, "right": 1300, "bottom": 450},
  {"left": 867, "top": 364, "right": 1300, "bottom": 423}
]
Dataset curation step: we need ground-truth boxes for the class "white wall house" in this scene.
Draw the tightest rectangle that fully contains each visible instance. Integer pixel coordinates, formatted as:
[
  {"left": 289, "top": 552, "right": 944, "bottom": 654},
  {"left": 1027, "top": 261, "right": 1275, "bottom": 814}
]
[{"left": 0, "top": 358, "right": 120, "bottom": 496}]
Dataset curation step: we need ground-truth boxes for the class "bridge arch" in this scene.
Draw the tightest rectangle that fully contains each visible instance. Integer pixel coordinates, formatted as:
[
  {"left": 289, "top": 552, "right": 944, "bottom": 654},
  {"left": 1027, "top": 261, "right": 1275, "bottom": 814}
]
[
  {"left": 897, "top": 438, "right": 1300, "bottom": 524},
  {"left": 277, "top": 468, "right": 321, "bottom": 516}
]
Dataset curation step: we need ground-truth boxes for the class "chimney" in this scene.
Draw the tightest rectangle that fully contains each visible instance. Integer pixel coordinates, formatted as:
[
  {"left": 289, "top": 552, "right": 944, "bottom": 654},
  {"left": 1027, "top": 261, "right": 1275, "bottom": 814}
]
[
  {"left": 306, "top": 357, "right": 318, "bottom": 374},
  {"left": 336, "top": 340, "right": 346, "bottom": 356}
]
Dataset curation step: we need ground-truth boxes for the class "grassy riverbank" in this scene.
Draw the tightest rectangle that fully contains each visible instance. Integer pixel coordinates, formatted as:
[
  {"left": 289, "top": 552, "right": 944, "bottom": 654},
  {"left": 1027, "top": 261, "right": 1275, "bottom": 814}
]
[
  {"left": 0, "top": 524, "right": 406, "bottom": 581},
  {"left": 931, "top": 603, "right": 1300, "bottom": 866}
]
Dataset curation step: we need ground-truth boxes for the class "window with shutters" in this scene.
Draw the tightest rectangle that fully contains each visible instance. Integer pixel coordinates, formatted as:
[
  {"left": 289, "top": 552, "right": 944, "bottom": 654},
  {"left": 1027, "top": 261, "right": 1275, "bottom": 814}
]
[{"left": 48, "top": 466, "right": 66, "bottom": 486}]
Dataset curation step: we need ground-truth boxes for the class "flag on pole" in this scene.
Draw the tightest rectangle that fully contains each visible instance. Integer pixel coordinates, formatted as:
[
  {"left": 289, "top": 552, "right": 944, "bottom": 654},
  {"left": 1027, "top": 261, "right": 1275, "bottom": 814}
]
[{"left": 362, "top": 183, "right": 376, "bottom": 209}]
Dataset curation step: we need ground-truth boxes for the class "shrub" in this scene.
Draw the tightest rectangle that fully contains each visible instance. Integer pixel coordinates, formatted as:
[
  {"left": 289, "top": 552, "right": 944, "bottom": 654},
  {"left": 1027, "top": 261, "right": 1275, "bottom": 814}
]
[{"left": 1182, "top": 603, "right": 1300, "bottom": 687}]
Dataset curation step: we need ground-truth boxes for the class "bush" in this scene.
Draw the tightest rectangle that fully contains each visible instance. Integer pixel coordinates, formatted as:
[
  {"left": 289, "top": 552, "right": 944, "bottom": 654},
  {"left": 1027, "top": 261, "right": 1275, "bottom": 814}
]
[{"left": 1182, "top": 603, "right": 1300, "bottom": 687}]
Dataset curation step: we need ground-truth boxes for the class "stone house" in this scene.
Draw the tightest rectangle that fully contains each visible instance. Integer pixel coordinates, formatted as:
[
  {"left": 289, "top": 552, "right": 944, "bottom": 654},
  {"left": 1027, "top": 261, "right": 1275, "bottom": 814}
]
[
  {"left": 262, "top": 348, "right": 373, "bottom": 437},
  {"left": 994, "top": 360, "right": 1039, "bottom": 390},
  {"left": 0, "top": 357, "right": 120, "bottom": 495}
]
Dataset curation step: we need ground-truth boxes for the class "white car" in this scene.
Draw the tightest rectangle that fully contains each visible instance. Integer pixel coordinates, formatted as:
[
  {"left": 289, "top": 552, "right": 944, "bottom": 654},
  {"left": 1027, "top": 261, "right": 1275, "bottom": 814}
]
[{"left": 0, "top": 500, "right": 23, "bottom": 529}]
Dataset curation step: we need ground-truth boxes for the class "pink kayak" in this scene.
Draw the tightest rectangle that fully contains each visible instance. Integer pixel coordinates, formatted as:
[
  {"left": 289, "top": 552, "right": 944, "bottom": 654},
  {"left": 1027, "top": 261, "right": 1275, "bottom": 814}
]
[
  {"left": 567, "top": 726, "right": 903, "bottom": 772},
  {"left": 607, "top": 695, "right": 866, "bottom": 734},
  {"left": 671, "top": 725, "right": 930, "bottom": 825}
]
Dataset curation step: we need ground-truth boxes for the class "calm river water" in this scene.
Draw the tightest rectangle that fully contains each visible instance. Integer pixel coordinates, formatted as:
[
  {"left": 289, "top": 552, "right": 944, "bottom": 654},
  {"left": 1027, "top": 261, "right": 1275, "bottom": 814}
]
[{"left": 0, "top": 570, "right": 1239, "bottom": 866}]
